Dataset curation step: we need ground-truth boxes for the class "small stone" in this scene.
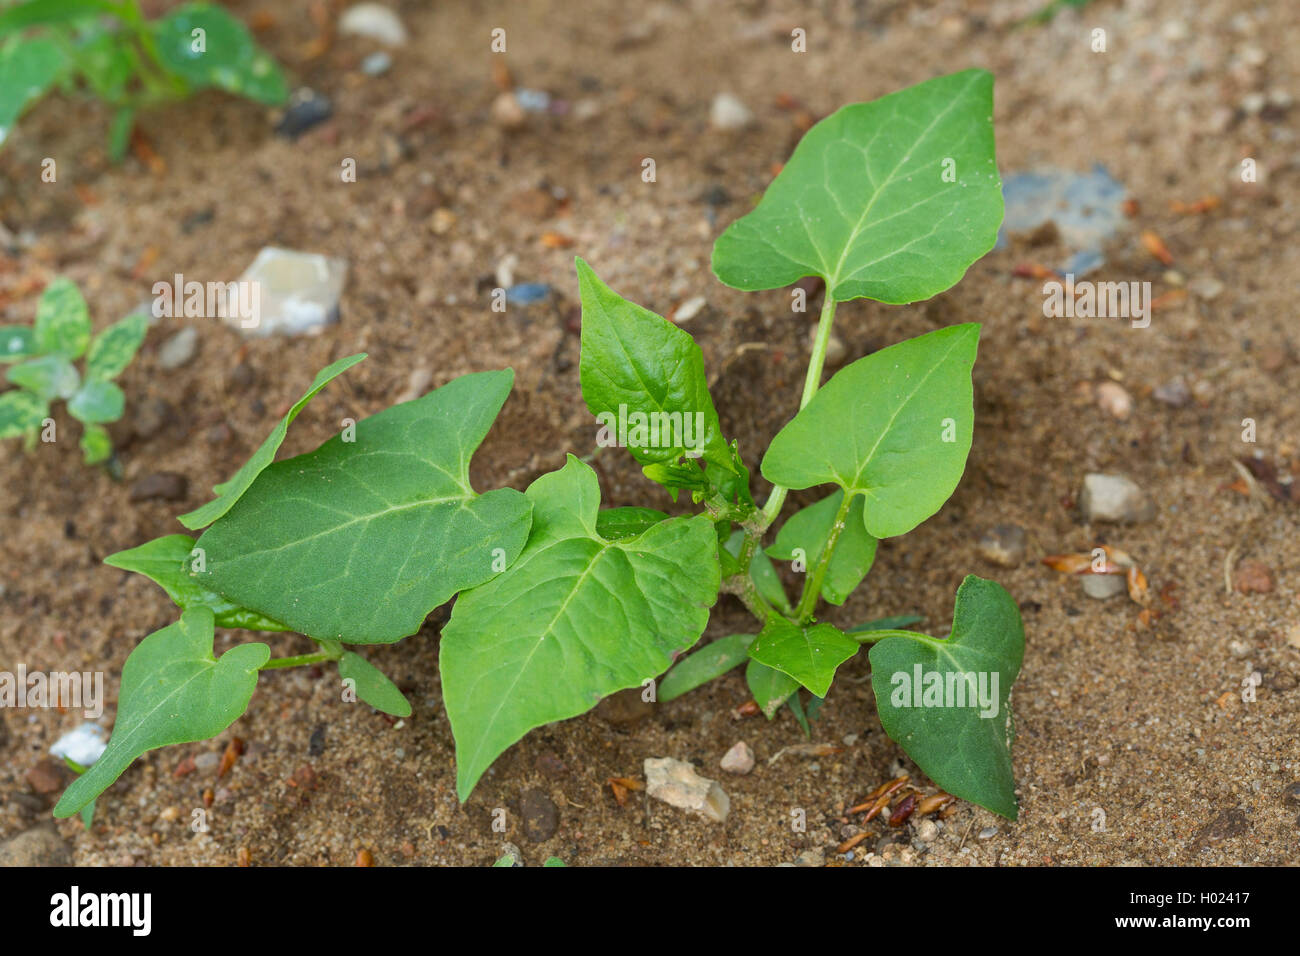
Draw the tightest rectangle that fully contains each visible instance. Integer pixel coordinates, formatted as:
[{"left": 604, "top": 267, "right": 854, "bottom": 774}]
[
  {"left": 491, "top": 91, "right": 527, "bottom": 129},
  {"left": 395, "top": 367, "right": 433, "bottom": 404},
  {"left": 710, "top": 92, "right": 753, "bottom": 130},
  {"left": 1079, "top": 473, "right": 1155, "bottom": 523},
  {"left": 1153, "top": 380, "right": 1190, "bottom": 407},
  {"left": 1187, "top": 277, "right": 1224, "bottom": 301},
  {"left": 1228, "top": 639, "right": 1250, "bottom": 657},
  {"left": 194, "top": 752, "right": 221, "bottom": 772},
  {"left": 509, "top": 188, "right": 557, "bottom": 221},
  {"left": 25, "top": 759, "right": 65, "bottom": 795},
  {"left": 229, "top": 247, "right": 347, "bottom": 337},
  {"left": 644, "top": 757, "right": 730, "bottom": 823},
  {"left": 228, "top": 362, "right": 256, "bottom": 391},
  {"left": 275, "top": 88, "right": 333, "bottom": 139},
  {"left": 129, "top": 472, "right": 188, "bottom": 502},
  {"left": 339, "top": 3, "right": 407, "bottom": 46},
  {"left": 1241, "top": 92, "right": 1267, "bottom": 115},
  {"left": 915, "top": 819, "right": 938, "bottom": 842},
  {"left": 495, "top": 253, "right": 518, "bottom": 289},
  {"left": 595, "top": 687, "right": 653, "bottom": 728},
  {"left": 360, "top": 51, "right": 392, "bottom": 76},
  {"left": 720, "top": 741, "right": 755, "bottom": 775},
  {"left": 793, "top": 847, "right": 825, "bottom": 867},
  {"left": 519, "top": 789, "right": 559, "bottom": 842},
  {"left": 1286, "top": 624, "right": 1300, "bottom": 650},
  {"left": 429, "top": 208, "right": 456, "bottom": 235},
  {"left": 978, "top": 826, "right": 998, "bottom": 840},
  {"left": 0, "top": 826, "right": 72, "bottom": 866},
  {"left": 1234, "top": 560, "right": 1274, "bottom": 594},
  {"left": 673, "top": 295, "right": 707, "bottom": 325},
  {"left": 159, "top": 806, "right": 182, "bottom": 823},
  {"left": 515, "top": 88, "right": 551, "bottom": 113},
  {"left": 498, "top": 842, "right": 525, "bottom": 867},
  {"left": 1082, "top": 574, "right": 1127, "bottom": 600},
  {"left": 158, "top": 326, "right": 199, "bottom": 369},
  {"left": 1095, "top": 381, "right": 1133, "bottom": 420},
  {"left": 824, "top": 333, "right": 847, "bottom": 367},
  {"left": 132, "top": 397, "right": 176, "bottom": 440},
  {"left": 977, "top": 524, "right": 1027, "bottom": 568}
]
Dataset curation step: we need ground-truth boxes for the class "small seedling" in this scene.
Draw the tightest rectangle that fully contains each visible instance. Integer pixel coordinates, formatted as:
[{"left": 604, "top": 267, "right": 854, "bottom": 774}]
[
  {"left": 0, "top": 0, "right": 287, "bottom": 160},
  {"left": 55, "top": 70, "right": 1026, "bottom": 824},
  {"left": 1, "top": 277, "right": 145, "bottom": 463}
]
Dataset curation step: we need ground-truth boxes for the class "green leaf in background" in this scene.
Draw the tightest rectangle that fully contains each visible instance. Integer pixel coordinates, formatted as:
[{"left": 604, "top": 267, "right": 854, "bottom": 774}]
[
  {"left": 33, "top": 278, "right": 92, "bottom": 359},
  {"left": 762, "top": 324, "right": 978, "bottom": 539},
  {"left": 53, "top": 608, "right": 269, "bottom": 817},
  {"left": 85, "top": 312, "right": 147, "bottom": 380},
  {"left": 849, "top": 613, "right": 924, "bottom": 635},
  {"left": 723, "top": 528, "right": 791, "bottom": 614},
  {"left": 79, "top": 422, "right": 111, "bottom": 464},
  {"left": 179, "top": 353, "right": 366, "bottom": 529},
  {"left": 0, "top": 37, "right": 66, "bottom": 144},
  {"left": 67, "top": 379, "right": 123, "bottom": 423},
  {"left": 748, "top": 619, "right": 858, "bottom": 697},
  {"left": 151, "top": 2, "right": 288, "bottom": 105},
  {"left": 767, "top": 489, "right": 877, "bottom": 605},
  {"left": 339, "top": 651, "right": 411, "bottom": 718},
  {"left": 745, "top": 658, "right": 799, "bottom": 719},
  {"left": 107, "top": 105, "right": 134, "bottom": 163},
  {"left": 595, "top": 506, "right": 668, "bottom": 540},
  {"left": 0, "top": 0, "right": 114, "bottom": 39},
  {"left": 6, "top": 355, "right": 79, "bottom": 401},
  {"left": 576, "top": 258, "right": 739, "bottom": 488},
  {"left": 868, "top": 575, "right": 1024, "bottom": 820},
  {"left": 543, "top": 857, "right": 567, "bottom": 867},
  {"left": 198, "top": 370, "right": 532, "bottom": 644},
  {"left": 440, "top": 456, "right": 719, "bottom": 801},
  {"left": 104, "top": 534, "right": 289, "bottom": 631},
  {"left": 76, "top": 30, "right": 134, "bottom": 103},
  {"left": 0, "top": 389, "right": 46, "bottom": 439},
  {"left": 712, "top": 69, "right": 1003, "bottom": 304},
  {"left": 0, "top": 325, "right": 36, "bottom": 363},
  {"left": 658, "top": 633, "right": 755, "bottom": 702}
]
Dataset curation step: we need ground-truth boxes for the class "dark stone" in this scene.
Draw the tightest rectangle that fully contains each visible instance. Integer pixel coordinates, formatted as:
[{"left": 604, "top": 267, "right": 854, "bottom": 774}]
[
  {"left": 594, "top": 687, "right": 653, "bottom": 728},
  {"left": 129, "top": 472, "right": 188, "bottom": 502},
  {"left": 308, "top": 724, "right": 326, "bottom": 757},
  {"left": 132, "top": 397, "right": 176, "bottom": 441},
  {"left": 275, "top": 88, "right": 333, "bottom": 139},
  {"left": 519, "top": 789, "right": 558, "bottom": 842},
  {"left": 228, "top": 362, "right": 256, "bottom": 391}
]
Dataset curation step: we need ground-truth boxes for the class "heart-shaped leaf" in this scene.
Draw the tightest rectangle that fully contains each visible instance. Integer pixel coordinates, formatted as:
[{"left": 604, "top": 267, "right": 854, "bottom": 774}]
[
  {"left": 767, "top": 489, "right": 877, "bottom": 604},
  {"left": 762, "top": 323, "right": 978, "bottom": 539},
  {"left": 85, "top": 312, "right": 147, "bottom": 381},
  {"left": 151, "top": 2, "right": 287, "bottom": 105},
  {"left": 104, "top": 534, "right": 289, "bottom": 631},
  {"left": 339, "top": 651, "right": 411, "bottom": 717},
  {"left": 595, "top": 506, "right": 668, "bottom": 540},
  {"left": 53, "top": 608, "right": 269, "bottom": 817},
  {"left": 712, "top": 69, "right": 1003, "bottom": 304},
  {"left": 179, "top": 353, "right": 365, "bottom": 529},
  {"left": 33, "top": 278, "right": 91, "bottom": 359},
  {"left": 198, "top": 369, "right": 532, "bottom": 644},
  {"left": 658, "top": 633, "right": 755, "bottom": 702},
  {"left": 748, "top": 619, "right": 858, "bottom": 697},
  {"left": 868, "top": 575, "right": 1024, "bottom": 819},
  {"left": 0, "top": 389, "right": 46, "bottom": 439},
  {"left": 7, "top": 354, "right": 79, "bottom": 401},
  {"left": 0, "top": 36, "right": 65, "bottom": 140},
  {"left": 440, "top": 455, "right": 719, "bottom": 800},
  {"left": 67, "top": 379, "right": 124, "bottom": 423}
]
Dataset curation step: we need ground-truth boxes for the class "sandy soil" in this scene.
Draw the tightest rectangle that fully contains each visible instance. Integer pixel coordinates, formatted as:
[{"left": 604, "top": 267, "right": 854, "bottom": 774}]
[{"left": 1, "top": 0, "right": 1297, "bottom": 867}]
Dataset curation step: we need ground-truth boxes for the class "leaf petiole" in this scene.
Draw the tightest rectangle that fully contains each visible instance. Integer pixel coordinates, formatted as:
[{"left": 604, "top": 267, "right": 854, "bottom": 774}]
[
  {"left": 260, "top": 640, "right": 344, "bottom": 671},
  {"left": 792, "top": 487, "right": 853, "bottom": 621}
]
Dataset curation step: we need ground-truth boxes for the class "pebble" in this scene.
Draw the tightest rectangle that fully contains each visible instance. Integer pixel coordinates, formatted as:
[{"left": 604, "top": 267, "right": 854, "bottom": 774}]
[
  {"left": 275, "top": 88, "right": 333, "bottom": 139},
  {"left": 978, "top": 826, "right": 998, "bottom": 840},
  {"left": 1233, "top": 560, "right": 1274, "bottom": 594},
  {"left": 491, "top": 91, "right": 527, "bottom": 129},
  {"left": 395, "top": 367, "right": 433, "bottom": 404},
  {"left": 519, "top": 789, "right": 559, "bottom": 842},
  {"left": 1187, "top": 277, "right": 1224, "bottom": 301},
  {"left": 132, "top": 397, "right": 176, "bottom": 440},
  {"left": 194, "top": 752, "right": 221, "bottom": 772},
  {"left": 498, "top": 842, "right": 525, "bottom": 867},
  {"left": 977, "top": 524, "right": 1027, "bottom": 568},
  {"left": 515, "top": 88, "right": 551, "bottom": 113},
  {"left": 824, "top": 333, "right": 847, "bottom": 367},
  {"left": 1153, "top": 380, "right": 1190, "bottom": 407},
  {"left": 158, "top": 326, "right": 199, "bottom": 369},
  {"left": 339, "top": 3, "right": 408, "bottom": 46},
  {"left": 495, "top": 253, "right": 519, "bottom": 289},
  {"left": 710, "top": 92, "right": 753, "bottom": 130},
  {"left": 793, "top": 847, "right": 825, "bottom": 867},
  {"left": 720, "top": 741, "right": 755, "bottom": 775},
  {"left": 1095, "top": 381, "right": 1133, "bottom": 420},
  {"left": 1079, "top": 473, "right": 1155, "bottom": 523},
  {"left": 0, "top": 826, "right": 72, "bottom": 866},
  {"left": 360, "top": 51, "right": 392, "bottom": 76},
  {"left": 644, "top": 757, "right": 730, "bottom": 823},
  {"left": 1082, "top": 574, "right": 1127, "bottom": 600},
  {"left": 673, "top": 295, "right": 707, "bottom": 325},
  {"left": 915, "top": 819, "right": 939, "bottom": 843},
  {"left": 129, "top": 472, "right": 188, "bottom": 502},
  {"left": 49, "top": 723, "right": 107, "bottom": 767},
  {"left": 25, "top": 759, "right": 65, "bottom": 794},
  {"left": 228, "top": 247, "right": 347, "bottom": 337},
  {"left": 1241, "top": 92, "right": 1267, "bottom": 115}
]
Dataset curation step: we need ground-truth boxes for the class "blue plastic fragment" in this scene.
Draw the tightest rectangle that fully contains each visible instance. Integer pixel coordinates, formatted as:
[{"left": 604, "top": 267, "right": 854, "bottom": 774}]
[
  {"left": 505, "top": 283, "right": 553, "bottom": 305},
  {"left": 997, "top": 164, "right": 1127, "bottom": 276}
]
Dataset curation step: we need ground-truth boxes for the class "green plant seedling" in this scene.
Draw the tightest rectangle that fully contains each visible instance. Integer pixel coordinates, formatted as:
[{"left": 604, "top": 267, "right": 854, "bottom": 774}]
[
  {"left": 58, "top": 69, "right": 1027, "bottom": 824},
  {"left": 1, "top": 277, "right": 146, "bottom": 463},
  {"left": 0, "top": 0, "right": 287, "bottom": 160}
]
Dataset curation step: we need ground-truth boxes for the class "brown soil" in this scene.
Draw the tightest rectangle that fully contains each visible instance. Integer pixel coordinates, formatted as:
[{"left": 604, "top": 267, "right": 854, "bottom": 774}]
[{"left": 1, "top": 0, "right": 1297, "bottom": 867}]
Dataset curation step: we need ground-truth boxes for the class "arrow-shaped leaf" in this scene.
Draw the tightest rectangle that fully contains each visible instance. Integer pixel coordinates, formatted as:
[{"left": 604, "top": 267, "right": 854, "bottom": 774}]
[
  {"left": 339, "top": 651, "right": 411, "bottom": 717},
  {"left": 748, "top": 619, "right": 858, "bottom": 697}
]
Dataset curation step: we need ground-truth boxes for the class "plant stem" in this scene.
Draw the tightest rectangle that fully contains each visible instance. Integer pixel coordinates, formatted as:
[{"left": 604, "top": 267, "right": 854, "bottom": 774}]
[
  {"left": 758, "top": 294, "right": 837, "bottom": 530},
  {"left": 260, "top": 640, "right": 344, "bottom": 670},
  {"left": 793, "top": 489, "right": 853, "bottom": 622}
]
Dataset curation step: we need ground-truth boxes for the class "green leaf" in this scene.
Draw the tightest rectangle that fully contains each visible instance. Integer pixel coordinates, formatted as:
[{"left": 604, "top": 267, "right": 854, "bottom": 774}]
[
  {"left": 0, "top": 325, "right": 36, "bottom": 363},
  {"left": 104, "top": 534, "right": 289, "bottom": 632},
  {"left": 80, "top": 422, "right": 111, "bottom": 464},
  {"left": 722, "top": 529, "right": 791, "bottom": 614},
  {"left": 85, "top": 312, "right": 146, "bottom": 380},
  {"left": 441, "top": 455, "right": 720, "bottom": 801},
  {"left": 33, "top": 278, "right": 92, "bottom": 359},
  {"left": 849, "top": 614, "right": 924, "bottom": 634},
  {"left": 77, "top": 30, "right": 134, "bottom": 103},
  {"left": 748, "top": 619, "right": 858, "bottom": 697},
  {"left": 595, "top": 506, "right": 668, "bottom": 540},
  {"left": 179, "top": 353, "right": 366, "bottom": 529},
  {"left": 6, "top": 355, "right": 79, "bottom": 401},
  {"left": 0, "top": 36, "right": 66, "bottom": 141},
  {"left": 543, "top": 857, "right": 567, "bottom": 867},
  {"left": 576, "top": 258, "right": 741, "bottom": 493},
  {"left": 761, "top": 324, "right": 978, "bottom": 539},
  {"left": 53, "top": 608, "right": 269, "bottom": 817},
  {"left": 339, "top": 651, "right": 411, "bottom": 717},
  {"left": 151, "top": 2, "right": 288, "bottom": 105},
  {"left": 712, "top": 69, "right": 1003, "bottom": 304},
  {"left": 198, "top": 369, "right": 532, "bottom": 644},
  {"left": 107, "top": 106, "right": 134, "bottom": 163},
  {"left": 767, "top": 489, "right": 877, "bottom": 604},
  {"left": 67, "top": 379, "right": 124, "bottom": 423},
  {"left": 0, "top": 0, "right": 115, "bottom": 39},
  {"left": 0, "top": 389, "right": 46, "bottom": 439},
  {"left": 868, "top": 575, "right": 1024, "bottom": 820},
  {"left": 658, "top": 633, "right": 755, "bottom": 702},
  {"left": 745, "top": 658, "right": 799, "bottom": 719}
]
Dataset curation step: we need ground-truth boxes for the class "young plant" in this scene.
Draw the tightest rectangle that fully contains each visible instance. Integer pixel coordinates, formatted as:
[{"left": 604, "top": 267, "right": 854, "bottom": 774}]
[
  {"left": 0, "top": 0, "right": 287, "bottom": 160},
  {"left": 55, "top": 69, "right": 1026, "bottom": 825},
  {"left": 1, "top": 277, "right": 146, "bottom": 463}
]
